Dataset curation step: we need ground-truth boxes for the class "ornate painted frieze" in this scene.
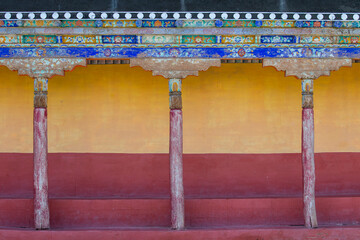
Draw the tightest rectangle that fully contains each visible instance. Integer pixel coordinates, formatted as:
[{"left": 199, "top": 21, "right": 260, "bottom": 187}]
[
  {"left": 2, "top": 19, "right": 360, "bottom": 29},
  {"left": 1, "top": 47, "right": 358, "bottom": 59},
  {"left": 1, "top": 34, "right": 359, "bottom": 46}
]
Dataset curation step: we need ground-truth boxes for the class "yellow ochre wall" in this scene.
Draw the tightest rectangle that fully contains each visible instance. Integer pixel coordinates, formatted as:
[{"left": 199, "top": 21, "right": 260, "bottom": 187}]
[{"left": 0, "top": 63, "right": 359, "bottom": 153}]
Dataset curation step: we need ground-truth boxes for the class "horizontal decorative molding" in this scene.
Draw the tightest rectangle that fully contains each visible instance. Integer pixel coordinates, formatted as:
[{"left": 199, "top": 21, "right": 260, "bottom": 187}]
[
  {"left": 1, "top": 19, "right": 360, "bottom": 28},
  {"left": 0, "top": 47, "right": 359, "bottom": 58},
  {"left": 0, "top": 34, "right": 359, "bottom": 45},
  {"left": 0, "top": 12, "right": 359, "bottom": 22}
]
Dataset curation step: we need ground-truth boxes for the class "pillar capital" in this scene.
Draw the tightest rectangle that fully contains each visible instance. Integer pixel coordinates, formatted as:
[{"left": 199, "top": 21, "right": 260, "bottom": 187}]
[
  {"left": 0, "top": 58, "right": 86, "bottom": 79},
  {"left": 263, "top": 58, "right": 352, "bottom": 79},
  {"left": 130, "top": 58, "right": 221, "bottom": 79}
]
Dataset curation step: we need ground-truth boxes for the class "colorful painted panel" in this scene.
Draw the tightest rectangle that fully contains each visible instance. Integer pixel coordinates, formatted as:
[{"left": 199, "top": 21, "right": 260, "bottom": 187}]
[
  {"left": 0, "top": 20, "right": 21, "bottom": 27},
  {"left": 333, "top": 21, "right": 360, "bottom": 28},
  {"left": 61, "top": 20, "right": 96, "bottom": 27},
  {"left": 0, "top": 35, "right": 20, "bottom": 43},
  {"left": 2, "top": 47, "right": 360, "bottom": 59},
  {"left": 142, "top": 35, "right": 179, "bottom": 44},
  {"left": 260, "top": 35, "right": 296, "bottom": 44},
  {"left": 221, "top": 35, "right": 255, "bottom": 44},
  {"left": 300, "top": 36, "right": 335, "bottom": 44},
  {"left": 102, "top": 35, "right": 138, "bottom": 44},
  {"left": 22, "top": 35, "right": 58, "bottom": 44},
  {"left": 262, "top": 20, "right": 295, "bottom": 28},
  {"left": 23, "top": 20, "right": 61, "bottom": 27},
  {"left": 140, "top": 20, "right": 176, "bottom": 28},
  {"left": 295, "top": 21, "right": 332, "bottom": 28},
  {"left": 169, "top": 79, "right": 182, "bottom": 92},
  {"left": 339, "top": 36, "right": 360, "bottom": 44},
  {"left": 34, "top": 78, "right": 48, "bottom": 92},
  {"left": 182, "top": 20, "right": 215, "bottom": 28},
  {"left": 102, "top": 20, "right": 137, "bottom": 28},
  {"left": 62, "top": 35, "right": 99, "bottom": 44},
  {"left": 220, "top": 20, "right": 255, "bottom": 28},
  {"left": 181, "top": 35, "right": 217, "bottom": 44}
]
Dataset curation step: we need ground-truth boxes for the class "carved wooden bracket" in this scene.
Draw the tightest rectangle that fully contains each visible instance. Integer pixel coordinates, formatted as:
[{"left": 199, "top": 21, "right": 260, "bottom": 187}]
[
  {"left": 0, "top": 58, "right": 86, "bottom": 108},
  {"left": 130, "top": 58, "right": 221, "bottom": 79},
  {"left": 262, "top": 58, "right": 352, "bottom": 79},
  {"left": 0, "top": 58, "right": 86, "bottom": 79}
]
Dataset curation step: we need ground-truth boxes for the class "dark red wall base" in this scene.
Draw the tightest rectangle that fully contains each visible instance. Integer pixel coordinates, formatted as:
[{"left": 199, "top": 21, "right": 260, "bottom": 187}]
[
  {"left": 1, "top": 153, "right": 360, "bottom": 229},
  {"left": 1, "top": 227, "right": 360, "bottom": 240},
  {"left": 1, "top": 152, "right": 359, "bottom": 198}
]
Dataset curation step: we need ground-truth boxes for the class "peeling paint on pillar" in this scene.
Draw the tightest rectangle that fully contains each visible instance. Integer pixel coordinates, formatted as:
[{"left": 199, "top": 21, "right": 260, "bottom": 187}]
[
  {"left": 129, "top": 58, "right": 220, "bottom": 230},
  {"left": 0, "top": 58, "right": 87, "bottom": 230},
  {"left": 170, "top": 109, "right": 184, "bottom": 230},
  {"left": 263, "top": 58, "right": 351, "bottom": 229},
  {"left": 302, "top": 108, "right": 317, "bottom": 228},
  {"left": 33, "top": 107, "right": 49, "bottom": 230}
]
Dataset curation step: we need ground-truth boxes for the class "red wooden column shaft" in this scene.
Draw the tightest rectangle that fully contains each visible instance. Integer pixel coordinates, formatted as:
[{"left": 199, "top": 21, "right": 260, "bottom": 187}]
[
  {"left": 301, "top": 79, "right": 318, "bottom": 228},
  {"left": 169, "top": 78, "right": 185, "bottom": 230},
  {"left": 33, "top": 77, "right": 50, "bottom": 230}
]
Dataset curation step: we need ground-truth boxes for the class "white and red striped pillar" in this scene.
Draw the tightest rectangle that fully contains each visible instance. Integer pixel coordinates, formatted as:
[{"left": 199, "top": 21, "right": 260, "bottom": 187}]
[
  {"left": 33, "top": 77, "right": 50, "bottom": 229},
  {"left": 168, "top": 78, "right": 184, "bottom": 230},
  {"left": 301, "top": 79, "right": 317, "bottom": 228}
]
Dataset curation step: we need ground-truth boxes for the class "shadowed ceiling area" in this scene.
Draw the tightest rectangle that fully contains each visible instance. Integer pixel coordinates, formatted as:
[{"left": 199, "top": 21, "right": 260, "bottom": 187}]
[{"left": 1, "top": 0, "right": 359, "bottom": 12}]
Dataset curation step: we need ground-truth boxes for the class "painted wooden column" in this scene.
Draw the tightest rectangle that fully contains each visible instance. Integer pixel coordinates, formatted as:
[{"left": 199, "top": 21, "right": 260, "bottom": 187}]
[
  {"left": 33, "top": 77, "right": 50, "bottom": 229},
  {"left": 130, "top": 58, "right": 221, "bottom": 230},
  {"left": 263, "top": 58, "right": 352, "bottom": 228},
  {"left": 0, "top": 58, "right": 86, "bottom": 230},
  {"left": 168, "top": 78, "right": 184, "bottom": 229},
  {"left": 301, "top": 78, "right": 317, "bottom": 228}
]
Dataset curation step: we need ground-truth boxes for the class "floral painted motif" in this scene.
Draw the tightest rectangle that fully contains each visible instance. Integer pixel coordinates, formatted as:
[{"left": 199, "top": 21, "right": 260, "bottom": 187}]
[
  {"left": 260, "top": 35, "right": 297, "bottom": 43},
  {"left": 182, "top": 20, "right": 215, "bottom": 28},
  {"left": 62, "top": 35, "right": 99, "bottom": 44},
  {"left": 102, "top": 20, "right": 137, "bottom": 28},
  {"left": 339, "top": 36, "right": 360, "bottom": 44},
  {"left": 0, "top": 35, "right": 20, "bottom": 43},
  {"left": 181, "top": 35, "right": 217, "bottom": 44},
  {"left": 295, "top": 21, "right": 332, "bottom": 28},
  {"left": 23, "top": 20, "right": 61, "bottom": 27},
  {"left": 102, "top": 35, "right": 138, "bottom": 44},
  {"left": 222, "top": 20, "right": 256, "bottom": 27},
  {"left": 141, "top": 20, "right": 176, "bottom": 28},
  {"left": 61, "top": 20, "right": 96, "bottom": 27},
  {"left": 300, "top": 36, "right": 335, "bottom": 44},
  {"left": 23, "top": 35, "right": 58, "bottom": 44},
  {"left": 142, "top": 35, "right": 179, "bottom": 44},
  {"left": 221, "top": 35, "right": 255, "bottom": 44},
  {"left": 262, "top": 20, "right": 295, "bottom": 28}
]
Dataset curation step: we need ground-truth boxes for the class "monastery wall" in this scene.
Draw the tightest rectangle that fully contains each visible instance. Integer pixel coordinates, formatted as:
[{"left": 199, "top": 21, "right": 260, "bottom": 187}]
[{"left": 0, "top": 63, "right": 358, "bottom": 153}]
